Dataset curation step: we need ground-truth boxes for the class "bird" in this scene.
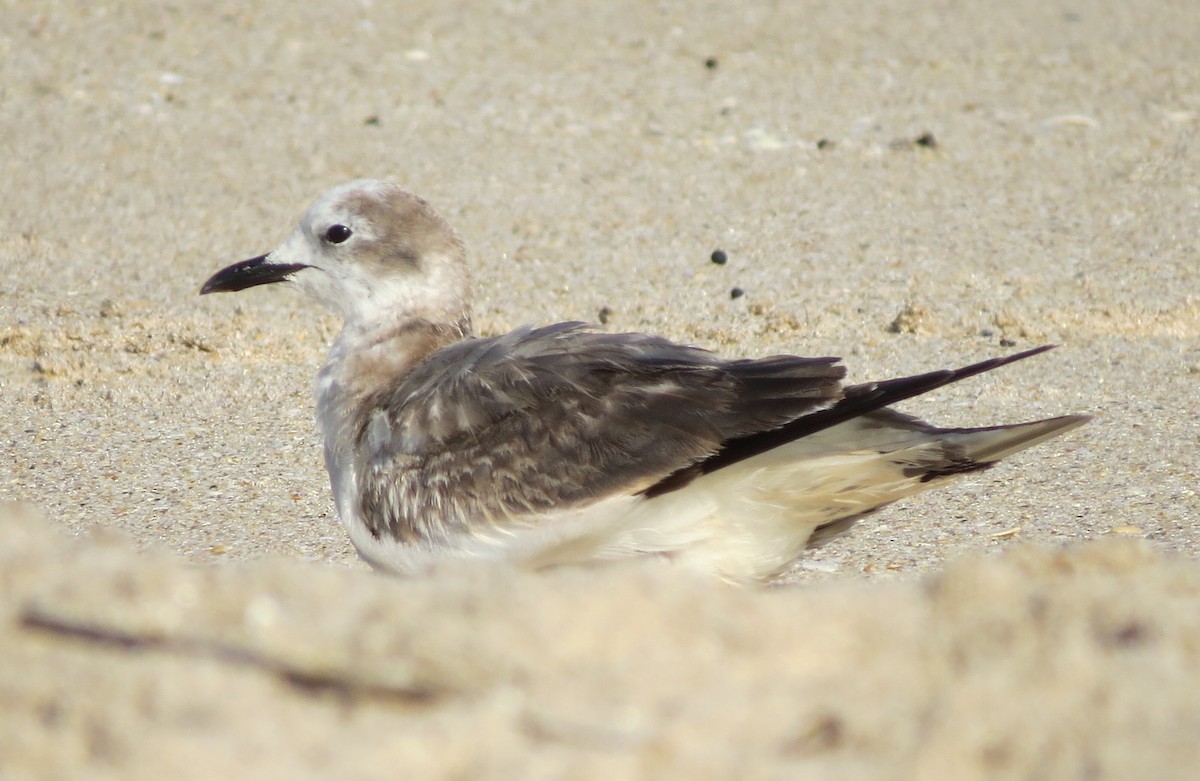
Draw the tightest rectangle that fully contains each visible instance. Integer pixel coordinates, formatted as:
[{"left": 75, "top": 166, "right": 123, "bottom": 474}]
[{"left": 200, "top": 180, "right": 1090, "bottom": 581}]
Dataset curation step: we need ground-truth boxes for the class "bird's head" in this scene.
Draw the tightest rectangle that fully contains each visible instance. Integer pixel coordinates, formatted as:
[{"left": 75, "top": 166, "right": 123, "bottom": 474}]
[{"left": 201, "top": 180, "right": 471, "bottom": 330}]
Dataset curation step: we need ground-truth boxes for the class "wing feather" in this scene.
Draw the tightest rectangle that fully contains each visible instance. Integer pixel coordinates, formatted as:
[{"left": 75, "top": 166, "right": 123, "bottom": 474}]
[{"left": 353, "top": 323, "right": 845, "bottom": 542}]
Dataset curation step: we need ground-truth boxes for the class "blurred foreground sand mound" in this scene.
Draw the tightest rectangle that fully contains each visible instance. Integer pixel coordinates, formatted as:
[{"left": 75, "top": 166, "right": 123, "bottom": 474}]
[{"left": 3, "top": 501, "right": 1198, "bottom": 780}]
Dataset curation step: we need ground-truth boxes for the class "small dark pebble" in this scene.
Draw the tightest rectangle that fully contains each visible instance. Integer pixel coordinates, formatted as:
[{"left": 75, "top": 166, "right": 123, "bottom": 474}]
[
  {"left": 1107, "top": 621, "right": 1149, "bottom": 647},
  {"left": 730, "top": 287, "right": 744, "bottom": 300},
  {"left": 999, "top": 337, "right": 1017, "bottom": 347},
  {"left": 915, "top": 132, "right": 938, "bottom": 148},
  {"left": 784, "top": 714, "right": 844, "bottom": 754},
  {"left": 816, "top": 138, "right": 834, "bottom": 150},
  {"left": 704, "top": 57, "right": 719, "bottom": 70},
  {"left": 980, "top": 328, "right": 994, "bottom": 337},
  {"left": 710, "top": 249, "right": 728, "bottom": 265},
  {"left": 364, "top": 116, "right": 381, "bottom": 126},
  {"left": 597, "top": 306, "right": 613, "bottom": 325}
]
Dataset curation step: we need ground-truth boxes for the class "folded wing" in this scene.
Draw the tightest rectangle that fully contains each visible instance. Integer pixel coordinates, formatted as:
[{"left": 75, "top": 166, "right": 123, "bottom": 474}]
[{"left": 354, "top": 323, "right": 845, "bottom": 543}]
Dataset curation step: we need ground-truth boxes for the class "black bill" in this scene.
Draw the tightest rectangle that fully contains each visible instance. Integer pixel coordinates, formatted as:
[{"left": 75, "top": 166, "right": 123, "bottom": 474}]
[{"left": 200, "top": 254, "right": 309, "bottom": 295}]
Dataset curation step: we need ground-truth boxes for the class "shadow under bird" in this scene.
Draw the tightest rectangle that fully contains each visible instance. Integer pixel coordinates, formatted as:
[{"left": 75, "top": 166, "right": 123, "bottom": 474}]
[{"left": 200, "top": 180, "right": 1090, "bottom": 581}]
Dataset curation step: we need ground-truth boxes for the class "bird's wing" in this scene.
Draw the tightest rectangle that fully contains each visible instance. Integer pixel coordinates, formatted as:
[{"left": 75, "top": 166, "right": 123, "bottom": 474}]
[
  {"left": 675, "top": 344, "right": 1060, "bottom": 481},
  {"left": 352, "top": 322, "right": 844, "bottom": 543}
]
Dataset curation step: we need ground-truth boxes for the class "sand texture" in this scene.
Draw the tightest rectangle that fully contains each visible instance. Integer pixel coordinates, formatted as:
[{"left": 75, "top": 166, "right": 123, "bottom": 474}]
[{"left": 2, "top": 0, "right": 1198, "bottom": 777}]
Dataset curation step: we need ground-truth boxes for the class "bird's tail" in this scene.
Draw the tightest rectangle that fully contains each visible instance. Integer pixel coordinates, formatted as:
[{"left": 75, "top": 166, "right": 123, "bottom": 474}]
[
  {"left": 798, "top": 412, "right": 1092, "bottom": 548},
  {"left": 938, "top": 414, "right": 1091, "bottom": 465},
  {"left": 541, "top": 412, "right": 1090, "bottom": 580}
]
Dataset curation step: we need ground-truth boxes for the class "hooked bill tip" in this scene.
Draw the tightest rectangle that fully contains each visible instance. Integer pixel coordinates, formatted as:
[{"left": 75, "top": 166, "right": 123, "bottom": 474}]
[{"left": 199, "top": 255, "right": 308, "bottom": 295}]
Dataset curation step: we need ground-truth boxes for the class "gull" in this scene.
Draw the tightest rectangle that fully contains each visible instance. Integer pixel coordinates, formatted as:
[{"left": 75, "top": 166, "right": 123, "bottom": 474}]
[{"left": 200, "top": 180, "right": 1090, "bottom": 581}]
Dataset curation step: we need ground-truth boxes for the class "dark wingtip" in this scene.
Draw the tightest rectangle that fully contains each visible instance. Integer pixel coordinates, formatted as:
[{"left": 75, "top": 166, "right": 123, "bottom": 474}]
[
  {"left": 950, "top": 344, "right": 1056, "bottom": 380},
  {"left": 822, "top": 344, "right": 1060, "bottom": 424},
  {"left": 644, "top": 344, "right": 1071, "bottom": 495}
]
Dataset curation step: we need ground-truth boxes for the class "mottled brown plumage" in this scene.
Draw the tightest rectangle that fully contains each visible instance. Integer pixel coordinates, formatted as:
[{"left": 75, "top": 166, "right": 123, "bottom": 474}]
[
  {"left": 201, "top": 180, "right": 1090, "bottom": 580},
  {"left": 353, "top": 321, "right": 845, "bottom": 544}
]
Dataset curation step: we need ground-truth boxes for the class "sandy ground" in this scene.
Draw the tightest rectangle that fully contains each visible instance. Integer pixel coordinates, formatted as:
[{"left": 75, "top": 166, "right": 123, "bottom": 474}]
[{"left": 1, "top": 0, "right": 1198, "bottom": 777}]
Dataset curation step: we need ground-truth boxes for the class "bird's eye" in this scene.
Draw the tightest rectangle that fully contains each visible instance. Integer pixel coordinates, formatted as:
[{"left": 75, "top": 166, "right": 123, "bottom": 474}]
[{"left": 324, "top": 224, "right": 352, "bottom": 244}]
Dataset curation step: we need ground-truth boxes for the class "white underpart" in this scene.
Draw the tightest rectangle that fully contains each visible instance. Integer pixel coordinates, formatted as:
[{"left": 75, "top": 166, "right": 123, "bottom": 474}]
[
  {"left": 328, "top": 405, "right": 1083, "bottom": 581},
  {"left": 330, "top": 416, "right": 949, "bottom": 581}
]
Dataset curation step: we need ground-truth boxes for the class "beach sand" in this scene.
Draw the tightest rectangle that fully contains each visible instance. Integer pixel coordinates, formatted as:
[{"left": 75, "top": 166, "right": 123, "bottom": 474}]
[{"left": 2, "top": 0, "right": 1198, "bottom": 777}]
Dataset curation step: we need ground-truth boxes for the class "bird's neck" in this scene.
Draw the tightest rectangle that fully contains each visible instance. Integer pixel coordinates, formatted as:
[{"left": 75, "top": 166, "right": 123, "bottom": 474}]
[{"left": 315, "top": 315, "right": 471, "bottom": 443}]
